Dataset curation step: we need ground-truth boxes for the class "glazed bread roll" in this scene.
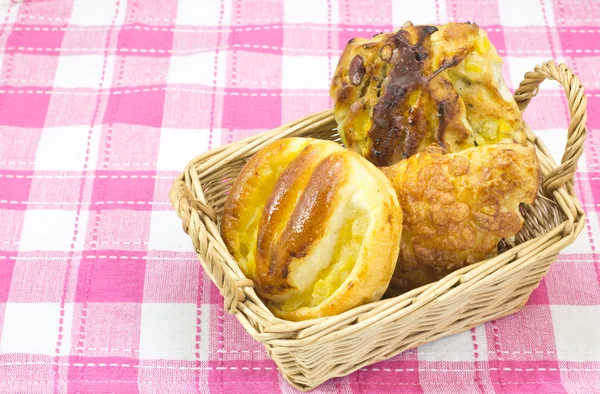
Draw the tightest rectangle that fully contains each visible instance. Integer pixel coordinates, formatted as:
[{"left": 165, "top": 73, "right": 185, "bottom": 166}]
[
  {"left": 221, "top": 138, "right": 402, "bottom": 321},
  {"left": 381, "top": 144, "right": 540, "bottom": 295},
  {"left": 331, "top": 22, "right": 526, "bottom": 166}
]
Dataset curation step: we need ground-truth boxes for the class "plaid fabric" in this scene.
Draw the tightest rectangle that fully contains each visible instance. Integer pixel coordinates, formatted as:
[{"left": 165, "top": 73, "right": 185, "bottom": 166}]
[{"left": 0, "top": 0, "right": 598, "bottom": 393}]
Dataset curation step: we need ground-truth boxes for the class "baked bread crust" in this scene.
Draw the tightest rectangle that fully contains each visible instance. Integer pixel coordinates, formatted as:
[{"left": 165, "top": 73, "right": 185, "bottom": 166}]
[
  {"left": 222, "top": 138, "right": 402, "bottom": 321},
  {"left": 381, "top": 143, "right": 540, "bottom": 295},
  {"left": 331, "top": 22, "right": 526, "bottom": 166}
]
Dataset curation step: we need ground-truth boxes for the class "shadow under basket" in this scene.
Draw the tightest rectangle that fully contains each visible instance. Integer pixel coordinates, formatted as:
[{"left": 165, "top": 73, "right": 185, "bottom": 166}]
[{"left": 170, "top": 61, "right": 588, "bottom": 391}]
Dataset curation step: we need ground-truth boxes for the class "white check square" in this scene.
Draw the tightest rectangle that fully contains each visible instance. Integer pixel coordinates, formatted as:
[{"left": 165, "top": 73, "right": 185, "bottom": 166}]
[
  {"left": 175, "top": 0, "right": 232, "bottom": 26},
  {"left": 0, "top": 3, "right": 19, "bottom": 25},
  {"left": 535, "top": 128, "right": 587, "bottom": 168},
  {"left": 551, "top": 305, "right": 600, "bottom": 361},
  {"left": 0, "top": 303, "right": 73, "bottom": 356},
  {"left": 148, "top": 210, "right": 194, "bottom": 251},
  {"left": 392, "top": 0, "right": 447, "bottom": 26},
  {"left": 563, "top": 211, "right": 599, "bottom": 254},
  {"left": 54, "top": 55, "right": 116, "bottom": 89},
  {"left": 499, "top": 0, "right": 554, "bottom": 27},
  {"left": 157, "top": 128, "right": 218, "bottom": 170},
  {"left": 139, "top": 303, "right": 208, "bottom": 361},
  {"left": 283, "top": 56, "right": 330, "bottom": 90},
  {"left": 284, "top": 0, "right": 340, "bottom": 24},
  {"left": 167, "top": 52, "right": 227, "bottom": 87},
  {"left": 418, "top": 325, "right": 487, "bottom": 362},
  {"left": 35, "top": 126, "right": 101, "bottom": 171},
  {"left": 20, "top": 210, "right": 88, "bottom": 252},
  {"left": 69, "top": 0, "right": 126, "bottom": 26},
  {"left": 507, "top": 57, "right": 564, "bottom": 90}
]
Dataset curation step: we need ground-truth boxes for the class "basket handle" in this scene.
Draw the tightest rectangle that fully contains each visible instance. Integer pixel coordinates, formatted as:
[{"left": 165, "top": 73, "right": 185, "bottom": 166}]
[{"left": 513, "top": 60, "right": 588, "bottom": 193}]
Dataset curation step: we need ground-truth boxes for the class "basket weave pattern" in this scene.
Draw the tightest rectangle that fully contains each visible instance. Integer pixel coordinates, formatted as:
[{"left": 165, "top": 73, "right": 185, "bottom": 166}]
[{"left": 170, "top": 61, "right": 587, "bottom": 391}]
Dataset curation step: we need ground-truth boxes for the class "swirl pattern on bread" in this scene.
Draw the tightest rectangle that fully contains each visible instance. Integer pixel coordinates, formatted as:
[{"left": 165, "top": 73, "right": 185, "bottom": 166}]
[{"left": 221, "top": 138, "right": 402, "bottom": 321}]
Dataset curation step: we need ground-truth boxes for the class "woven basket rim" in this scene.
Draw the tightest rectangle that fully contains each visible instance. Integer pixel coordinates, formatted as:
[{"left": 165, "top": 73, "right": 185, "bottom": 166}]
[{"left": 169, "top": 60, "right": 587, "bottom": 390}]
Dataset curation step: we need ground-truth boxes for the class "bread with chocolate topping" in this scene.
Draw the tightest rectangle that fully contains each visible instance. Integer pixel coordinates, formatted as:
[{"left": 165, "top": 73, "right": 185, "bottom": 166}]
[{"left": 330, "top": 22, "right": 526, "bottom": 166}]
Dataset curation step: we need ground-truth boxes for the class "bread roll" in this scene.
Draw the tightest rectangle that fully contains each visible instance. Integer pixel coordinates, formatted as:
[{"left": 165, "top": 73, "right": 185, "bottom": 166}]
[
  {"left": 331, "top": 22, "right": 526, "bottom": 166},
  {"left": 221, "top": 138, "right": 402, "bottom": 321},
  {"left": 381, "top": 143, "right": 540, "bottom": 295}
]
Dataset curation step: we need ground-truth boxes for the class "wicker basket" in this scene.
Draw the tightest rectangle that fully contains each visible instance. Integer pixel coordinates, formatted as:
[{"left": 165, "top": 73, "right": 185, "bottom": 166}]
[{"left": 170, "top": 61, "right": 587, "bottom": 391}]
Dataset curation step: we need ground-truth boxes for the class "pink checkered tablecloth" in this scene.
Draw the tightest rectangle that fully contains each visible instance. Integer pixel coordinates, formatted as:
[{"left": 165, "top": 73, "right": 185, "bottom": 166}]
[{"left": 0, "top": 0, "right": 599, "bottom": 393}]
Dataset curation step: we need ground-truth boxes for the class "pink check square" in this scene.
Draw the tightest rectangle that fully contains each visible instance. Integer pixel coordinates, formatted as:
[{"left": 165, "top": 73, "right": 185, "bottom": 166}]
[
  {"left": 104, "top": 87, "right": 166, "bottom": 128},
  {"left": 22, "top": 1, "right": 73, "bottom": 24},
  {"left": 523, "top": 94, "right": 569, "bottom": 130},
  {"left": 97, "top": 125, "right": 160, "bottom": 171},
  {"left": 235, "top": 0, "right": 283, "bottom": 23},
  {"left": 486, "top": 305, "right": 558, "bottom": 361},
  {"left": 0, "top": 354, "right": 57, "bottom": 394},
  {"left": 137, "top": 360, "right": 199, "bottom": 393},
  {"left": 222, "top": 89, "right": 281, "bottom": 129},
  {"left": 8, "top": 256, "right": 76, "bottom": 302},
  {"left": 75, "top": 251, "right": 146, "bottom": 302},
  {"left": 489, "top": 360, "right": 563, "bottom": 393},
  {"left": 589, "top": 174, "right": 600, "bottom": 204},
  {"left": 221, "top": 311, "right": 269, "bottom": 361},
  {"left": 60, "top": 28, "right": 112, "bottom": 57},
  {"left": 162, "top": 90, "right": 224, "bottom": 130},
  {"left": 229, "top": 26, "right": 283, "bottom": 54},
  {"left": 586, "top": 95, "right": 600, "bottom": 129},
  {"left": 283, "top": 27, "right": 330, "bottom": 53},
  {"left": 0, "top": 90, "right": 51, "bottom": 128},
  {"left": 6, "top": 24, "right": 66, "bottom": 54},
  {"left": 547, "top": 261, "right": 600, "bottom": 305},
  {"left": 152, "top": 176, "right": 182, "bottom": 210},
  {"left": 7, "top": 53, "right": 59, "bottom": 87},
  {"left": 70, "top": 302, "right": 142, "bottom": 358},
  {"left": 0, "top": 171, "right": 32, "bottom": 208},
  {"left": 418, "top": 361, "right": 491, "bottom": 393},
  {"left": 0, "top": 209, "right": 25, "bottom": 251},
  {"left": 86, "top": 210, "right": 151, "bottom": 251},
  {"left": 0, "top": 127, "right": 41, "bottom": 171},
  {"left": 225, "top": 51, "right": 282, "bottom": 90},
  {"left": 560, "top": 361, "right": 600, "bottom": 393},
  {"left": 68, "top": 356, "right": 139, "bottom": 394},
  {"left": 28, "top": 173, "right": 93, "bottom": 208},
  {"left": 449, "top": 0, "right": 501, "bottom": 25},
  {"left": 349, "top": 360, "right": 421, "bottom": 392},
  {"left": 45, "top": 93, "right": 109, "bottom": 128},
  {"left": 341, "top": 1, "right": 392, "bottom": 24},
  {"left": 553, "top": 0, "right": 600, "bottom": 26},
  {"left": 484, "top": 27, "right": 507, "bottom": 55},
  {"left": 143, "top": 254, "right": 199, "bottom": 303},
  {"left": 126, "top": 0, "right": 178, "bottom": 23},
  {"left": 113, "top": 56, "right": 170, "bottom": 86},
  {"left": 504, "top": 29, "right": 553, "bottom": 56},
  {"left": 117, "top": 24, "right": 174, "bottom": 56},
  {"left": 526, "top": 277, "right": 550, "bottom": 305},
  {"left": 337, "top": 24, "right": 392, "bottom": 52},
  {"left": 209, "top": 360, "right": 281, "bottom": 393},
  {"left": 0, "top": 252, "right": 16, "bottom": 302},
  {"left": 281, "top": 94, "right": 330, "bottom": 124},
  {"left": 92, "top": 171, "right": 155, "bottom": 210},
  {"left": 170, "top": 30, "right": 220, "bottom": 52}
]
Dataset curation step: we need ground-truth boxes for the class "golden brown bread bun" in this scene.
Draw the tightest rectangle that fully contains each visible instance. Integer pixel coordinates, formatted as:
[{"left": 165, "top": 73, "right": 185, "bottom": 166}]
[
  {"left": 330, "top": 22, "right": 527, "bottom": 166},
  {"left": 381, "top": 143, "right": 540, "bottom": 295},
  {"left": 221, "top": 138, "right": 402, "bottom": 321}
]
